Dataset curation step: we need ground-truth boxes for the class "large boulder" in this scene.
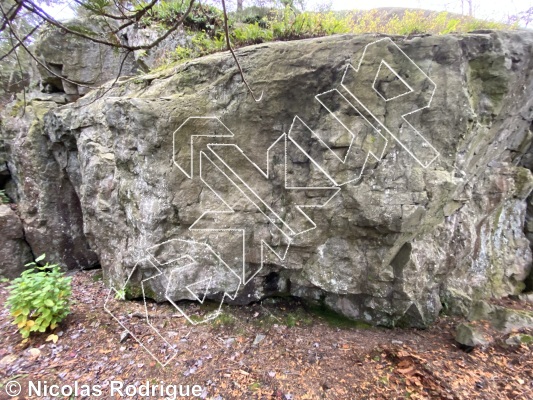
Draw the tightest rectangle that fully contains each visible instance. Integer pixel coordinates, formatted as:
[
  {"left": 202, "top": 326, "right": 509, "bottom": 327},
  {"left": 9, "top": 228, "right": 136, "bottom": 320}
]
[{"left": 4, "top": 31, "right": 533, "bottom": 326}]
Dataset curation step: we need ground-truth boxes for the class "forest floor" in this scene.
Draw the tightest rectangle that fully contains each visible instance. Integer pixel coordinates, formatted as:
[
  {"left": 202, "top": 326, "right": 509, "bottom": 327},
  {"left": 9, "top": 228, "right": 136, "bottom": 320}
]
[{"left": 0, "top": 269, "right": 532, "bottom": 400}]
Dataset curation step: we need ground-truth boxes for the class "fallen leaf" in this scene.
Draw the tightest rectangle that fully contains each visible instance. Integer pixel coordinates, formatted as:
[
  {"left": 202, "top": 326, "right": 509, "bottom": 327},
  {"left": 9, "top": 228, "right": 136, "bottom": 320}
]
[{"left": 46, "top": 334, "right": 59, "bottom": 343}]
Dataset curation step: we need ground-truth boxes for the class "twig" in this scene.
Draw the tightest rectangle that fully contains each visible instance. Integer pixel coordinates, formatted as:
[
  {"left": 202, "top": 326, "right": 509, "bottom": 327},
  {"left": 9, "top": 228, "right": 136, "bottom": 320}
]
[
  {"left": 220, "top": 0, "right": 263, "bottom": 102},
  {"left": 72, "top": 49, "right": 133, "bottom": 108},
  {"left": 129, "top": 312, "right": 183, "bottom": 319},
  {"left": 0, "top": 2, "right": 21, "bottom": 33},
  {"left": 0, "top": 21, "right": 43, "bottom": 62}
]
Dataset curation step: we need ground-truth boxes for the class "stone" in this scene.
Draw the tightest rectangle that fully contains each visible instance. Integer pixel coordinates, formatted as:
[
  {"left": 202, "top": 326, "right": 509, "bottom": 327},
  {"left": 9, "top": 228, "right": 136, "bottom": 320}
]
[
  {"left": 519, "top": 293, "right": 533, "bottom": 304},
  {"left": 455, "top": 323, "right": 489, "bottom": 347},
  {"left": 467, "top": 301, "right": 533, "bottom": 333},
  {"left": 124, "top": 25, "right": 190, "bottom": 72},
  {"left": 467, "top": 300, "right": 495, "bottom": 322},
  {"left": 253, "top": 334, "right": 266, "bottom": 346},
  {"left": 505, "top": 333, "right": 533, "bottom": 346},
  {"left": 27, "top": 348, "right": 41, "bottom": 359},
  {"left": 0, "top": 354, "right": 17, "bottom": 367},
  {"left": 0, "top": 204, "right": 32, "bottom": 278},
  {"left": 120, "top": 331, "right": 131, "bottom": 343},
  {"left": 490, "top": 307, "right": 533, "bottom": 334},
  {"left": 3, "top": 31, "right": 533, "bottom": 327}
]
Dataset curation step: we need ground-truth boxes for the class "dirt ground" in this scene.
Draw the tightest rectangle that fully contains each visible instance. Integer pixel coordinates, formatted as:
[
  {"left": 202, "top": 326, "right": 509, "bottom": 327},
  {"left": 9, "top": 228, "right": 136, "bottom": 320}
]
[{"left": 0, "top": 269, "right": 532, "bottom": 400}]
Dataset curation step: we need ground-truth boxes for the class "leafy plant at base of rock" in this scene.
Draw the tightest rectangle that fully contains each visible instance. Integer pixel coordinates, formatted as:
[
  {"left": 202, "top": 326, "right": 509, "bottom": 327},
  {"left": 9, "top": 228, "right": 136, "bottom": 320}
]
[{"left": 6, "top": 254, "right": 72, "bottom": 338}]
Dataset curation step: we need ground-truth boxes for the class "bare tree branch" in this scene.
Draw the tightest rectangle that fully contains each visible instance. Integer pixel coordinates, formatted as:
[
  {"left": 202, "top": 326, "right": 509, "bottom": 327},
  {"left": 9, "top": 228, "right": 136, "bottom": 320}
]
[
  {"left": 0, "top": 2, "right": 22, "bottom": 33},
  {"left": 71, "top": 0, "right": 159, "bottom": 22},
  {"left": 111, "top": 0, "right": 161, "bottom": 34},
  {"left": 0, "top": 20, "right": 42, "bottom": 62},
  {"left": 0, "top": 4, "right": 99, "bottom": 90},
  {"left": 72, "top": 48, "right": 133, "bottom": 108},
  {"left": 18, "top": 0, "right": 196, "bottom": 51},
  {"left": 220, "top": 0, "right": 263, "bottom": 102}
]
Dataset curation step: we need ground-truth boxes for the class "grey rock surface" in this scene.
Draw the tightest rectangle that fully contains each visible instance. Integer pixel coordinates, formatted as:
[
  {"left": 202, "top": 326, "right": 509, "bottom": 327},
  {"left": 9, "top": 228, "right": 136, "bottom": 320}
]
[
  {"left": 490, "top": 307, "right": 533, "bottom": 333},
  {"left": 0, "top": 204, "right": 32, "bottom": 278},
  {"left": 34, "top": 19, "right": 138, "bottom": 101},
  {"left": 455, "top": 322, "right": 489, "bottom": 347},
  {"left": 2, "top": 31, "right": 533, "bottom": 326},
  {"left": 468, "top": 300, "right": 533, "bottom": 333},
  {"left": 1, "top": 101, "right": 99, "bottom": 271},
  {"left": 505, "top": 333, "right": 533, "bottom": 346}
]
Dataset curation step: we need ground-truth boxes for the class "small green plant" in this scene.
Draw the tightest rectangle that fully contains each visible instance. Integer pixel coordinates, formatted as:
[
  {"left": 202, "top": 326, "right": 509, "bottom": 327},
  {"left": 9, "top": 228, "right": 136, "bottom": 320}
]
[
  {"left": 172, "top": 46, "right": 193, "bottom": 61},
  {"left": 6, "top": 254, "right": 72, "bottom": 338},
  {"left": 232, "top": 22, "right": 273, "bottom": 45},
  {"left": 114, "top": 288, "right": 126, "bottom": 300},
  {"left": 0, "top": 189, "right": 9, "bottom": 204},
  {"left": 213, "top": 311, "right": 235, "bottom": 326}
]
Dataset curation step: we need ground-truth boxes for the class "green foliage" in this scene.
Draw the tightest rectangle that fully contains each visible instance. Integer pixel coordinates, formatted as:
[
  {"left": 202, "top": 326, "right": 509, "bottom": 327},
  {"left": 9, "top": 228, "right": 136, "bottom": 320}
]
[
  {"left": 172, "top": 46, "right": 192, "bottom": 61},
  {"left": 77, "top": 0, "right": 113, "bottom": 15},
  {"left": 191, "top": 31, "right": 225, "bottom": 52},
  {"left": 0, "top": 189, "right": 9, "bottom": 204},
  {"left": 384, "top": 11, "right": 434, "bottom": 35},
  {"left": 382, "top": 10, "right": 507, "bottom": 35},
  {"left": 154, "top": 7, "right": 512, "bottom": 69},
  {"left": 165, "top": 31, "right": 225, "bottom": 65},
  {"left": 232, "top": 23, "right": 273, "bottom": 45},
  {"left": 143, "top": 0, "right": 223, "bottom": 33},
  {"left": 213, "top": 311, "right": 235, "bottom": 326},
  {"left": 6, "top": 254, "right": 72, "bottom": 338},
  {"left": 272, "top": 9, "right": 353, "bottom": 39},
  {"left": 114, "top": 288, "right": 125, "bottom": 300}
]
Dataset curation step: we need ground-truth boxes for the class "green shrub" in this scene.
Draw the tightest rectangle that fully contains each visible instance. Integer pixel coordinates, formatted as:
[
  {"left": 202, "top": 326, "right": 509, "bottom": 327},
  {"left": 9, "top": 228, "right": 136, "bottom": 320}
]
[{"left": 6, "top": 254, "right": 72, "bottom": 338}]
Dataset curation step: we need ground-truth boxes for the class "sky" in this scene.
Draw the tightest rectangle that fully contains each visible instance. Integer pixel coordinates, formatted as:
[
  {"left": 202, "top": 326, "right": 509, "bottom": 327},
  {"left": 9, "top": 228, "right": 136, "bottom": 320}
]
[{"left": 42, "top": 0, "right": 533, "bottom": 23}]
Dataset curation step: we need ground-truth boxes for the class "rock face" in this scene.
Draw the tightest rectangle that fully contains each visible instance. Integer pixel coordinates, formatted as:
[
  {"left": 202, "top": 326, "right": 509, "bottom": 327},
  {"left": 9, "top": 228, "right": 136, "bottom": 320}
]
[
  {"left": 32, "top": 17, "right": 189, "bottom": 100},
  {"left": 1, "top": 101, "right": 99, "bottom": 270},
  {"left": 0, "top": 204, "right": 32, "bottom": 278},
  {"left": 3, "top": 31, "right": 533, "bottom": 327},
  {"left": 34, "top": 19, "right": 138, "bottom": 101}
]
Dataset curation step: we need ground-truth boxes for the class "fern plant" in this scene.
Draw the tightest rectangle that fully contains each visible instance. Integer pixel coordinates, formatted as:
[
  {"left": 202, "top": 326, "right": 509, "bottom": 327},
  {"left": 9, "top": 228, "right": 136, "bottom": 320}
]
[
  {"left": 0, "top": 189, "right": 9, "bottom": 204},
  {"left": 6, "top": 254, "right": 72, "bottom": 338}
]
